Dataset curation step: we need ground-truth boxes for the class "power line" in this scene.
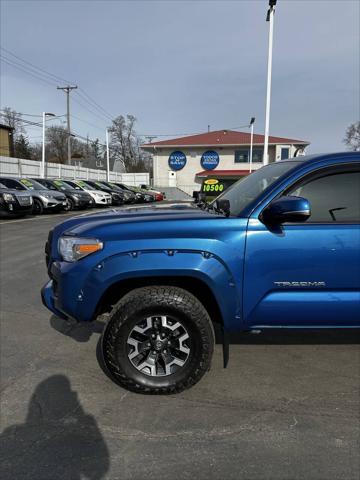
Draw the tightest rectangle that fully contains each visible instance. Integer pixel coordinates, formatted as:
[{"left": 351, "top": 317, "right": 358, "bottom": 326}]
[
  {"left": 1, "top": 49, "right": 114, "bottom": 124},
  {"left": 0, "top": 46, "right": 75, "bottom": 85}
]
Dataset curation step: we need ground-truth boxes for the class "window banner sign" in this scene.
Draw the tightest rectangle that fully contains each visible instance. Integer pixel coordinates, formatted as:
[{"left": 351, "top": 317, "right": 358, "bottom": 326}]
[
  {"left": 168, "top": 151, "right": 187, "bottom": 171},
  {"left": 201, "top": 150, "right": 220, "bottom": 170}
]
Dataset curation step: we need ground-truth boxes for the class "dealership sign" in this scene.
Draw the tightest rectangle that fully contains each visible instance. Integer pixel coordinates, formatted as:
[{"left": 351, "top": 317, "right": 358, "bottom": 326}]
[
  {"left": 168, "top": 151, "right": 187, "bottom": 171},
  {"left": 201, "top": 150, "right": 220, "bottom": 170}
]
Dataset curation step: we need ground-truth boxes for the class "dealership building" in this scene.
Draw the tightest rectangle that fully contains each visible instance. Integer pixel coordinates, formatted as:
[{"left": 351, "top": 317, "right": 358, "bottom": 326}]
[{"left": 141, "top": 129, "right": 310, "bottom": 194}]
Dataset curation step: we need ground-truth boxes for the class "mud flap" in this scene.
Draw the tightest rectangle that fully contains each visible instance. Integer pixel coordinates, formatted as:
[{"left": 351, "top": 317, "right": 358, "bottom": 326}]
[{"left": 222, "top": 326, "right": 229, "bottom": 368}]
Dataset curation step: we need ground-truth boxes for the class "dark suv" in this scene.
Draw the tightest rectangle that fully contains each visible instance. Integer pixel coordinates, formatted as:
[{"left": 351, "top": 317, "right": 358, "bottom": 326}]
[
  {"left": 33, "top": 178, "right": 93, "bottom": 211},
  {"left": 0, "top": 182, "right": 33, "bottom": 217}
]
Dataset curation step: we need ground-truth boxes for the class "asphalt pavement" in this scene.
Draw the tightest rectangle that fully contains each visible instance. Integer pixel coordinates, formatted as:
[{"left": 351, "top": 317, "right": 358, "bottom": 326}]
[{"left": 0, "top": 210, "right": 359, "bottom": 480}]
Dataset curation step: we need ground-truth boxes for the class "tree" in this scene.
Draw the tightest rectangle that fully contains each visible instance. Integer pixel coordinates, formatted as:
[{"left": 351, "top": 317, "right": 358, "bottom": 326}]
[
  {"left": 14, "top": 134, "right": 32, "bottom": 159},
  {"left": 343, "top": 122, "right": 360, "bottom": 151},
  {"left": 109, "top": 115, "right": 151, "bottom": 172},
  {"left": 45, "top": 125, "right": 86, "bottom": 164},
  {"left": 1, "top": 107, "right": 25, "bottom": 139}
]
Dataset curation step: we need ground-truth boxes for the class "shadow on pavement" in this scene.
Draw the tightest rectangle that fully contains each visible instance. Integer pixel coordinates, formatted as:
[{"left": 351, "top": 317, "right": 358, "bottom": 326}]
[
  {"left": 0, "top": 375, "right": 110, "bottom": 480},
  {"left": 214, "top": 324, "right": 360, "bottom": 345},
  {"left": 50, "top": 314, "right": 104, "bottom": 342}
]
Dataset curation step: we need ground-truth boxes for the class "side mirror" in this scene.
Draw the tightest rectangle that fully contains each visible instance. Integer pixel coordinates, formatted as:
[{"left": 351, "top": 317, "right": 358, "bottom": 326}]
[
  {"left": 193, "top": 191, "right": 206, "bottom": 203},
  {"left": 261, "top": 195, "right": 311, "bottom": 224},
  {"left": 216, "top": 198, "right": 230, "bottom": 216}
]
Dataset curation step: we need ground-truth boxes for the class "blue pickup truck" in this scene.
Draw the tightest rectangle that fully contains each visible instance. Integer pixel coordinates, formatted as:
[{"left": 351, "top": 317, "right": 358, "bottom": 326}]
[{"left": 42, "top": 152, "right": 360, "bottom": 393}]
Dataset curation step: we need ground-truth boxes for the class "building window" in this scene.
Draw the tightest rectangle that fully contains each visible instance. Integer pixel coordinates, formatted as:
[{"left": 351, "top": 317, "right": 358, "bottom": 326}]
[
  {"left": 234, "top": 148, "right": 263, "bottom": 163},
  {"left": 234, "top": 149, "right": 249, "bottom": 163}
]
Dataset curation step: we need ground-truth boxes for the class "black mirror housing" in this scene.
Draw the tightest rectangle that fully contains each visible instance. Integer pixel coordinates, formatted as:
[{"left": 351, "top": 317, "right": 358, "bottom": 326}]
[
  {"left": 261, "top": 196, "right": 311, "bottom": 224},
  {"left": 216, "top": 198, "right": 230, "bottom": 216}
]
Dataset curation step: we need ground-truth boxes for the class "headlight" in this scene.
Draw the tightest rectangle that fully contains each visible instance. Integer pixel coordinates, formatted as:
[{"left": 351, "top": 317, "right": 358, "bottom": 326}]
[
  {"left": 59, "top": 236, "right": 103, "bottom": 262},
  {"left": 3, "top": 193, "right": 15, "bottom": 202}
]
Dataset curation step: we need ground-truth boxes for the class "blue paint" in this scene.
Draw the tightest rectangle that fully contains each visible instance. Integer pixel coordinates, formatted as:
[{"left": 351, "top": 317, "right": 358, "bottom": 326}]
[
  {"left": 42, "top": 152, "right": 360, "bottom": 332},
  {"left": 168, "top": 151, "right": 187, "bottom": 171},
  {"left": 201, "top": 150, "right": 220, "bottom": 170}
]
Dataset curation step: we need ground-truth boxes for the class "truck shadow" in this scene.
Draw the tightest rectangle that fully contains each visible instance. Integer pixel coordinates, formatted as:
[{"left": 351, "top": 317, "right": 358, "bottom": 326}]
[
  {"left": 0, "top": 374, "right": 110, "bottom": 480},
  {"left": 50, "top": 314, "right": 360, "bottom": 346},
  {"left": 214, "top": 324, "right": 360, "bottom": 345}
]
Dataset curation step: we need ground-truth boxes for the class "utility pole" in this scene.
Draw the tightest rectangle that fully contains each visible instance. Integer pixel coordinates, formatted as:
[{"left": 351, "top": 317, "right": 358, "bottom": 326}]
[
  {"left": 145, "top": 135, "right": 157, "bottom": 144},
  {"left": 106, "top": 128, "right": 110, "bottom": 182},
  {"left": 263, "top": 0, "right": 276, "bottom": 165},
  {"left": 249, "top": 117, "right": 255, "bottom": 173},
  {"left": 57, "top": 85, "right": 77, "bottom": 165},
  {"left": 41, "top": 112, "right": 55, "bottom": 178}
]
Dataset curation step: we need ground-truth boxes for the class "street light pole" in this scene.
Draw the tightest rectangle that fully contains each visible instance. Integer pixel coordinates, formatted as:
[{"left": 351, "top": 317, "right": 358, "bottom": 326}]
[
  {"left": 41, "top": 112, "right": 55, "bottom": 178},
  {"left": 263, "top": 0, "right": 276, "bottom": 165},
  {"left": 249, "top": 117, "right": 255, "bottom": 173},
  {"left": 106, "top": 128, "right": 110, "bottom": 182}
]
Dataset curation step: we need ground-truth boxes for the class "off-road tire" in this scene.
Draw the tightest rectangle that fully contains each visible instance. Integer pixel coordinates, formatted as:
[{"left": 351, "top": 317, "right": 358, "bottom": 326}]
[
  {"left": 32, "top": 198, "right": 44, "bottom": 215},
  {"left": 100, "top": 286, "right": 215, "bottom": 394}
]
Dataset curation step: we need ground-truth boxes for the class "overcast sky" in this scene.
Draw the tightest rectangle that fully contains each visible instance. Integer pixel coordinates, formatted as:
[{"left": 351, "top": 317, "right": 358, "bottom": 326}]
[{"left": 1, "top": 0, "right": 359, "bottom": 152}]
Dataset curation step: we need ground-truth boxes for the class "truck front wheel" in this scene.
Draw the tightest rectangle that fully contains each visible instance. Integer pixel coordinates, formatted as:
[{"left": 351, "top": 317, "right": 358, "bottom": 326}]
[{"left": 100, "top": 286, "right": 215, "bottom": 394}]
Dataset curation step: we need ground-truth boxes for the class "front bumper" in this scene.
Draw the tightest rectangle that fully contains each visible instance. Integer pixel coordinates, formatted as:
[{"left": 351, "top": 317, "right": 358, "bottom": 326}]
[
  {"left": 0, "top": 202, "right": 32, "bottom": 216},
  {"left": 41, "top": 280, "right": 69, "bottom": 320}
]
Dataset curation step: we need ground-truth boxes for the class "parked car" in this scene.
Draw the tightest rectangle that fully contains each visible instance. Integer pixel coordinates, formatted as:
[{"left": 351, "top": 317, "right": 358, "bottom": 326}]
[
  {"left": 0, "top": 182, "right": 33, "bottom": 217},
  {"left": 101, "top": 181, "right": 137, "bottom": 204},
  {"left": 84, "top": 180, "right": 124, "bottom": 206},
  {"left": 63, "top": 180, "right": 112, "bottom": 207},
  {"left": 32, "top": 178, "right": 94, "bottom": 211},
  {"left": 140, "top": 184, "right": 166, "bottom": 201},
  {"left": 114, "top": 183, "right": 154, "bottom": 203},
  {"left": 42, "top": 152, "right": 360, "bottom": 394},
  {"left": 0, "top": 177, "right": 67, "bottom": 214}
]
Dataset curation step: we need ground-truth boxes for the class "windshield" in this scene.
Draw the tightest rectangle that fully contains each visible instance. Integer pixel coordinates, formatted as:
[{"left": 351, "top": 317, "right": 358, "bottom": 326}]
[
  {"left": 75, "top": 180, "right": 97, "bottom": 191},
  {"left": 20, "top": 178, "right": 48, "bottom": 190},
  {"left": 94, "top": 182, "right": 111, "bottom": 191},
  {"left": 52, "top": 180, "right": 72, "bottom": 191},
  {"left": 213, "top": 162, "right": 300, "bottom": 216}
]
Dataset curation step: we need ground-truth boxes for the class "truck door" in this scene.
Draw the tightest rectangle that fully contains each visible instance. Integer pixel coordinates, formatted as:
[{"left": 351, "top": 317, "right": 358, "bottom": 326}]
[{"left": 243, "top": 164, "right": 360, "bottom": 328}]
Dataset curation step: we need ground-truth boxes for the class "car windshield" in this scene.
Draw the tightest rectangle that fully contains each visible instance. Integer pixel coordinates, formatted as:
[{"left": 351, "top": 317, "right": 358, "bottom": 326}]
[
  {"left": 75, "top": 180, "right": 97, "bottom": 191},
  {"left": 94, "top": 182, "right": 111, "bottom": 191},
  {"left": 212, "top": 161, "right": 301, "bottom": 216},
  {"left": 108, "top": 182, "right": 123, "bottom": 191},
  {"left": 20, "top": 178, "right": 48, "bottom": 190},
  {"left": 52, "top": 180, "right": 72, "bottom": 191}
]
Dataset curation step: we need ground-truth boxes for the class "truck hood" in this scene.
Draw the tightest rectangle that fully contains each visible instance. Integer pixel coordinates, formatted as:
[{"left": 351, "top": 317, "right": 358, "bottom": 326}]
[{"left": 49, "top": 203, "right": 223, "bottom": 260}]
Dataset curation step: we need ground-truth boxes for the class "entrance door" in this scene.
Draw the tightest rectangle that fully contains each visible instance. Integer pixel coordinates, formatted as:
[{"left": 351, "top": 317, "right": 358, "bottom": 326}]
[
  {"left": 168, "top": 171, "right": 177, "bottom": 187},
  {"left": 281, "top": 147, "right": 290, "bottom": 160},
  {"left": 243, "top": 165, "right": 360, "bottom": 328}
]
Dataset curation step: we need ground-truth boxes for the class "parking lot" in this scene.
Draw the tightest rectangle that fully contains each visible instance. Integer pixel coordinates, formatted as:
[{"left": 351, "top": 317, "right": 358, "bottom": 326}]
[{"left": 0, "top": 211, "right": 359, "bottom": 480}]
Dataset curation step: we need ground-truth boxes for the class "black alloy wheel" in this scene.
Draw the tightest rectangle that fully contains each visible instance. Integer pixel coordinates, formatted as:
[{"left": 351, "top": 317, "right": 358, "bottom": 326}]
[
  {"left": 32, "top": 198, "right": 44, "bottom": 215},
  {"left": 100, "top": 286, "right": 215, "bottom": 394}
]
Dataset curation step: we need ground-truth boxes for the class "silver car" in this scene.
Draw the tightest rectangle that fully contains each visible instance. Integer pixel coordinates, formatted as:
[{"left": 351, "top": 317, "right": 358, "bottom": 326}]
[{"left": 0, "top": 177, "right": 67, "bottom": 215}]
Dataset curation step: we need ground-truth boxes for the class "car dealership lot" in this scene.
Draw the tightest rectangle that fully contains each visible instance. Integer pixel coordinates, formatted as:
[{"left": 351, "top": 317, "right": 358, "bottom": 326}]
[{"left": 0, "top": 212, "right": 359, "bottom": 480}]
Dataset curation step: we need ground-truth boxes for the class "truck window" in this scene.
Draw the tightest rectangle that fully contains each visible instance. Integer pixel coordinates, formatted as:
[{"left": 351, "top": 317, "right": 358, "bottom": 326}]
[{"left": 289, "top": 171, "right": 360, "bottom": 222}]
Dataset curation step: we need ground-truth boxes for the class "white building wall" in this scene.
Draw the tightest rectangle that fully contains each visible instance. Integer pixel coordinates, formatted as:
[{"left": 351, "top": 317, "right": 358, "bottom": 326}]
[{"left": 152, "top": 145, "right": 279, "bottom": 194}]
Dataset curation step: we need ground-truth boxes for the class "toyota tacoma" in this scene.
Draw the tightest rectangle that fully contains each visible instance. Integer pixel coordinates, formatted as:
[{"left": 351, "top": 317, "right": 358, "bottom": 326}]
[{"left": 42, "top": 152, "right": 360, "bottom": 394}]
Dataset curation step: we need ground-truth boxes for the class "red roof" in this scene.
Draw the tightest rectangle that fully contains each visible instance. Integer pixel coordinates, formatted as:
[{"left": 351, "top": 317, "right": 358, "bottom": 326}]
[
  {"left": 196, "top": 169, "right": 250, "bottom": 177},
  {"left": 142, "top": 129, "right": 309, "bottom": 148}
]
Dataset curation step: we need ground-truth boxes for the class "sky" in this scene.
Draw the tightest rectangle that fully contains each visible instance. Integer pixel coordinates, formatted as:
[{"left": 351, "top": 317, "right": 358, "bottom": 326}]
[{"left": 0, "top": 0, "right": 359, "bottom": 153}]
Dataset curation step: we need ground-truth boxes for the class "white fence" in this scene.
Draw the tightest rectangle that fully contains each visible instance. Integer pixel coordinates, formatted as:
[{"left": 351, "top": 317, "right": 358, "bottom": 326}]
[{"left": 0, "top": 156, "right": 149, "bottom": 187}]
